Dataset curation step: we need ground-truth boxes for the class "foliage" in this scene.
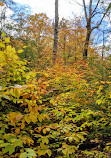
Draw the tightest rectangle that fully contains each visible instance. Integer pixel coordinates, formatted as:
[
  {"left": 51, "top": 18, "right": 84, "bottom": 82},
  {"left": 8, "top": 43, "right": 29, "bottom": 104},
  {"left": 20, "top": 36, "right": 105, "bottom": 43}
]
[
  {"left": 18, "top": 13, "right": 53, "bottom": 69},
  {"left": 0, "top": 23, "right": 111, "bottom": 158}
]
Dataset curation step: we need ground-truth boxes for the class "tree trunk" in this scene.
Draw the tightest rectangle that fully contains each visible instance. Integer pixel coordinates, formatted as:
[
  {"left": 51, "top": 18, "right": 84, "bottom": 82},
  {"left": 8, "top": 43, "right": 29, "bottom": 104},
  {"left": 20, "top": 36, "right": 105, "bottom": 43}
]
[
  {"left": 83, "top": 29, "right": 91, "bottom": 59},
  {"left": 53, "top": 0, "right": 59, "bottom": 64}
]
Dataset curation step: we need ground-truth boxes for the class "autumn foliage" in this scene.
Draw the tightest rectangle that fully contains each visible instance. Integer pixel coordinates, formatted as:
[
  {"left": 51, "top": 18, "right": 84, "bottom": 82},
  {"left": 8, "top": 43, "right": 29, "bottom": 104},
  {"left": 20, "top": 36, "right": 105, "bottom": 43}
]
[{"left": 0, "top": 11, "right": 111, "bottom": 158}]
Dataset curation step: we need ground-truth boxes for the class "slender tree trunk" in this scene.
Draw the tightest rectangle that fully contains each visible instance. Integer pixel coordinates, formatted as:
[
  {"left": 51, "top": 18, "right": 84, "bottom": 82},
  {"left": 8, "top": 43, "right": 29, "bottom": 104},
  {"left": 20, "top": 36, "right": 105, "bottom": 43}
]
[
  {"left": 102, "top": 30, "right": 105, "bottom": 61},
  {"left": 82, "top": 0, "right": 109, "bottom": 60},
  {"left": 63, "top": 34, "right": 66, "bottom": 64},
  {"left": 83, "top": 28, "right": 91, "bottom": 59},
  {"left": 53, "top": 0, "right": 59, "bottom": 64}
]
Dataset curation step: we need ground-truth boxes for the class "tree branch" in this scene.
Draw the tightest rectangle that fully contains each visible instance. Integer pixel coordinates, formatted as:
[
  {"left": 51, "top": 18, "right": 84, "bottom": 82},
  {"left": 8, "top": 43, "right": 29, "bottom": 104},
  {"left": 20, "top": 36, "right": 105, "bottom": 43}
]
[
  {"left": 89, "top": 0, "right": 93, "bottom": 19},
  {"left": 92, "top": 11, "right": 107, "bottom": 31},
  {"left": 83, "top": 0, "right": 88, "bottom": 22},
  {"left": 92, "top": 0, "right": 100, "bottom": 15}
]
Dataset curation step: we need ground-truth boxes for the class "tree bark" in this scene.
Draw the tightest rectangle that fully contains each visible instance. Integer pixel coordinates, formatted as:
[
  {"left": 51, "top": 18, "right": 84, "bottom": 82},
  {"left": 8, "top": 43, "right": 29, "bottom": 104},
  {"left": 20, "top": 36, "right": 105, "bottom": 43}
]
[
  {"left": 83, "top": 28, "right": 91, "bottom": 59},
  {"left": 53, "top": 0, "right": 59, "bottom": 64},
  {"left": 82, "top": 0, "right": 109, "bottom": 60}
]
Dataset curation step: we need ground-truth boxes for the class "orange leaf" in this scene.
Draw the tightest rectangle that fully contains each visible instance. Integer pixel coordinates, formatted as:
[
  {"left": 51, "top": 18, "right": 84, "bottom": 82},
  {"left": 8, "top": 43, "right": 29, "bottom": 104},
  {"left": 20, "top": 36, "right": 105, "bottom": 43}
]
[
  {"left": 16, "top": 114, "right": 23, "bottom": 121},
  {"left": 20, "top": 102, "right": 28, "bottom": 107},
  {"left": 31, "top": 95, "right": 36, "bottom": 101},
  {"left": 21, "top": 119, "right": 25, "bottom": 129},
  {"left": 35, "top": 127, "right": 42, "bottom": 133},
  {"left": 23, "top": 93, "right": 30, "bottom": 99},
  {"left": 0, "top": 2, "right": 4, "bottom": 6},
  {"left": 15, "top": 128, "right": 20, "bottom": 134}
]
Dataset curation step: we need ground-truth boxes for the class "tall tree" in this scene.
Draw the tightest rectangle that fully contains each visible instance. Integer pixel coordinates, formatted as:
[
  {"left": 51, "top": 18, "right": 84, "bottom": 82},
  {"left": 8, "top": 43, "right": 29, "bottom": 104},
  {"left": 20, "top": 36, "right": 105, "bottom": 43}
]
[
  {"left": 53, "top": 0, "right": 59, "bottom": 64},
  {"left": 82, "top": 0, "right": 110, "bottom": 59}
]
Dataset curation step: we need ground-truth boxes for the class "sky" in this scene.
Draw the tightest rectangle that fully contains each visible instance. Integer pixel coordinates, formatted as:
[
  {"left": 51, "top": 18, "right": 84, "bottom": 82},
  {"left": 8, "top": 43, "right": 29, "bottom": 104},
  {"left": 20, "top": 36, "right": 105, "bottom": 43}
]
[
  {"left": 13, "top": 0, "right": 87, "bottom": 19},
  {"left": 1, "top": 0, "right": 110, "bottom": 49}
]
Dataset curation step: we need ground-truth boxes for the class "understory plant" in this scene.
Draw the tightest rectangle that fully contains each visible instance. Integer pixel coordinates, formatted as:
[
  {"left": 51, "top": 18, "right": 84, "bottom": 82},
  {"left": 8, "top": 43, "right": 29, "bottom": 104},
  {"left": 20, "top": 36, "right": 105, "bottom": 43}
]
[{"left": 0, "top": 35, "right": 111, "bottom": 158}]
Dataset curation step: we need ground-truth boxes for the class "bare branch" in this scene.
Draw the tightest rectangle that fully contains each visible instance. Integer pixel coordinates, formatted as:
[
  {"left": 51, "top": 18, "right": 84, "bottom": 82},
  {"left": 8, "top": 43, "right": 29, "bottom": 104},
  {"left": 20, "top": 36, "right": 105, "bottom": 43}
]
[
  {"left": 92, "top": 11, "right": 107, "bottom": 31},
  {"left": 92, "top": 0, "right": 100, "bottom": 15},
  {"left": 82, "top": 0, "right": 88, "bottom": 22},
  {"left": 89, "top": 0, "right": 93, "bottom": 19}
]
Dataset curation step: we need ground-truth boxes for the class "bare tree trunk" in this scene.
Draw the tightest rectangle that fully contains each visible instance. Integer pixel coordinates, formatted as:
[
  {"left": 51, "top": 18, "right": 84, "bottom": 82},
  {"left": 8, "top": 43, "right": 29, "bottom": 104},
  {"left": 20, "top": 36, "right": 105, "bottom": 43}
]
[
  {"left": 53, "top": 0, "right": 59, "bottom": 64},
  {"left": 83, "top": 28, "right": 91, "bottom": 59},
  {"left": 82, "top": 0, "right": 109, "bottom": 60},
  {"left": 63, "top": 35, "right": 66, "bottom": 64},
  {"left": 102, "top": 30, "right": 105, "bottom": 61}
]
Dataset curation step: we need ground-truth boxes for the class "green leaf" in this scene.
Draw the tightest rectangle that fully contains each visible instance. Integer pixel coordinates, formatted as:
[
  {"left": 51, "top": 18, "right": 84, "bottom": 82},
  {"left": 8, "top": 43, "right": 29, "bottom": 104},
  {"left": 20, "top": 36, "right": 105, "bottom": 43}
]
[
  {"left": 0, "top": 140, "right": 4, "bottom": 144},
  {"left": 9, "top": 146, "right": 15, "bottom": 155},
  {"left": 25, "top": 148, "right": 37, "bottom": 157},
  {"left": 2, "top": 95, "right": 10, "bottom": 100},
  {"left": 13, "top": 139, "right": 23, "bottom": 147},
  {"left": 4, "top": 144, "right": 11, "bottom": 154},
  {"left": 20, "top": 152, "right": 28, "bottom": 158},
  {"left": 0, "top": 143, "right": 10, "bottom": 147}
]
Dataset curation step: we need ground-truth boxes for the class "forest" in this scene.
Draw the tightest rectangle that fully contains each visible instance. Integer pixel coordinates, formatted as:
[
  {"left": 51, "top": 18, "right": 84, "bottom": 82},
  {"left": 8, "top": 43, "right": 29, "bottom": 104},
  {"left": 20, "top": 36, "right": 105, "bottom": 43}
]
[{"left": 0, "top": 0, "right": 111, "bottom": 157}]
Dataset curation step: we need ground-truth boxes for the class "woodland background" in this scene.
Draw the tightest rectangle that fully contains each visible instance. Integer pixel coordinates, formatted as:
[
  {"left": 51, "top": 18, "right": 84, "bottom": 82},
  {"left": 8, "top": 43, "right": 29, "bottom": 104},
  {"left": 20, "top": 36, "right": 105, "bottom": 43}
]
[{"left": 0, "top": 0, "right": 111, "bottom": 157}]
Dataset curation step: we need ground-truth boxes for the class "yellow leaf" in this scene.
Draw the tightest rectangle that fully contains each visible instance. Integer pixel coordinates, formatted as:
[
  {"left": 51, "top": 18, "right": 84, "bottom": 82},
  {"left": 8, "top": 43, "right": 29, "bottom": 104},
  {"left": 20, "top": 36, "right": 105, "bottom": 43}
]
[
  {"left": 25, "top": 115, "right": 30, "bottom": 124},
  {"left": 2, "top": 32, "right": 6, "bottom": 37},
  {"left": 6, "top": 45, "right": 12, "bottom": 52},
  {"left": 98, "top": 85, "right": 103, "bottom": 92},
  {"left": 38, "top": 100, "right": 42, "bottom": 104},
  {"left": 43, "top": 129, "right": 47, "bottom": 134},
  {"left": 30, "top": 114, "right": 37, "bottom": 123},
  {"left": 46, "top": 149, "right": 52, "bottom": 157},
  {"left": 95, "top": 82, "right": 99, "bottom": 84},
  {"left": 14, "top": 88, "right": 21, "bottom": 98},
  {"left": 18, "top": 49, "right": 23, "bottom": 53},
  {"left": 37, "top": 149, "right": 46, "bottom": 157},
  {"left": 21, "top": 119, "right": 25, "bottom": 129},
  {"left": 77, "top": 134, "right": 85, "bottom": 141},
  {"left": 46, "top": 127, "right": 50, "bottom": 132},
  {"left": 8, "top": 112, "right": 22, "bottom": 126},
  {"left": 96, "top": 99, "right": 102, "bottom": 105},
  {"left": 5, "top": 37, "right": 10, "bottom": 43},
  {"left": 23, "top": 46, "right": 27, "bottom": 48},
  {"left": 71, "top": 134, "right": 80, "bottom": 142},
  {"left": 38, "top": 114, "right": 43, "bottom": 122},
  {"left": 16, "top": 114, "right": 23, "bottom": 121},
  {"left": 0, "top": 42, "right": 5, "bottom": 48},
  {"left": 106, "top": 81, "right": 111, "bottom": 84}
]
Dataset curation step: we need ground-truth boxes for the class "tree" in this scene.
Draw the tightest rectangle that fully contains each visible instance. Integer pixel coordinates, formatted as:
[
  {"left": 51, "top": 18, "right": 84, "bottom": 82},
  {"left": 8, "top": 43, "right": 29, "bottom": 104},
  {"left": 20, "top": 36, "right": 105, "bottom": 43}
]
[
  {"left": 53, "top": 0, "right": 59, "bottom": 64},
  {"left": 0, "top": 0, "right": 30, "bottom": 38},
  {"left": 58, "top": 17, "right": 86, "bottom": 64},
  {"left": 82, "top": 0, "right": 110, "bottom": 59},
  {"left": 19, "top": 13, "right": 53, "bottom": 69}
]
